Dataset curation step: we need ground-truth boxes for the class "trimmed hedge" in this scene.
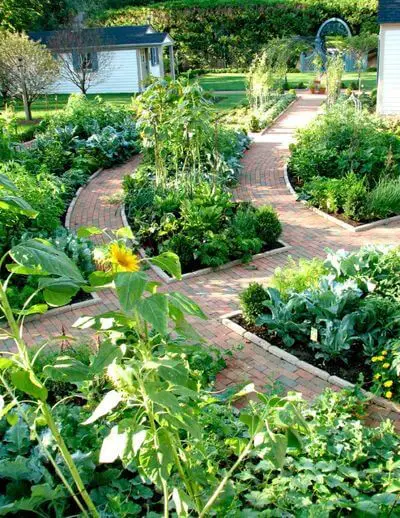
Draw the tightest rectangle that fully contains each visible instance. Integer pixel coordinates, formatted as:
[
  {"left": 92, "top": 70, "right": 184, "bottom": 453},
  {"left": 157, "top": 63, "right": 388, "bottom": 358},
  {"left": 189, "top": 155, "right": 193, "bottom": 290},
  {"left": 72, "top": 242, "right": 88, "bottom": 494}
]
[{"left": 91, "top": 0, "right": 378, "bottom": 69}]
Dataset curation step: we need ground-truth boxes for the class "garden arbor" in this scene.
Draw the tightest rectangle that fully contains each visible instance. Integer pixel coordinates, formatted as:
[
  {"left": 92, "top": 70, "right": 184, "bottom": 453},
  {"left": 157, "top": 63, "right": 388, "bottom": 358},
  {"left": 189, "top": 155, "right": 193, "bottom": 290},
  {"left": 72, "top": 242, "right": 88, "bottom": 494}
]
[{"left": 300, "top": 18, "right": 365, "bottom": 73}]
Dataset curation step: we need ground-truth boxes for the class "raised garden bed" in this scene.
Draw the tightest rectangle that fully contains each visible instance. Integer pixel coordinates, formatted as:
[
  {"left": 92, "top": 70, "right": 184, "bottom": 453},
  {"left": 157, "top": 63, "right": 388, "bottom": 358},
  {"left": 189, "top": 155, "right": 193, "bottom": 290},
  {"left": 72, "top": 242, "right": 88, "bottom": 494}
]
[
  {"left": 284, "top": 164, "right": 400, "bottom": 232},
  {"left": 221, "top": 310, "right": 400, "bottom": 418}
]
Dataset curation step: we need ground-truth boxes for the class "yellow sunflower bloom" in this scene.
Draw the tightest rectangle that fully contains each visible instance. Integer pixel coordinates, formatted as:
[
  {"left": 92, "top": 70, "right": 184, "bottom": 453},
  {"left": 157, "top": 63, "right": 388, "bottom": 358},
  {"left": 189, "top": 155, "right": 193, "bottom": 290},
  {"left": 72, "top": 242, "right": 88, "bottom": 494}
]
[
  {"left": 109, "top": 243, "right": 140, "bottom": 272},
  {"left": 383, "top": 363, "right": 390, "bottom": 369},
  {"left": 384, "top": 380, "right": 393, "bottom": 388},
  {"left": 385, "top": 391, "right": 393, "bottom": 399}
]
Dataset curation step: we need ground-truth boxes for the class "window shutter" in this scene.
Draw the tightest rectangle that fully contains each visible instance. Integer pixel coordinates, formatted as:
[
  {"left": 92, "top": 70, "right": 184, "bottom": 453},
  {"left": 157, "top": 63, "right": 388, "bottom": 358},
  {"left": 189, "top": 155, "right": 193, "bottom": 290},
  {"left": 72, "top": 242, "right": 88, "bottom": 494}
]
[
  {"left": 72, "top": 50, "right": 81, "bottom": 71},
  {"left": 91, "top": 52, "right": 99, "bottom": 71}
]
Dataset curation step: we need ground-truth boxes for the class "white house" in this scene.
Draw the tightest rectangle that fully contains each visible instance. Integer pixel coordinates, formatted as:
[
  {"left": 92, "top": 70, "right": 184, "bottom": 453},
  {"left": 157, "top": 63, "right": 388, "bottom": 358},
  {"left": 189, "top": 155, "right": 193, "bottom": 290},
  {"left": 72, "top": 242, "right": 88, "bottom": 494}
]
[
  {"left": 377, "top": 0, "right": 400, "bottom": 114},
  {"left": 29, "top": 25, "right": 175, "bottom": 94}
]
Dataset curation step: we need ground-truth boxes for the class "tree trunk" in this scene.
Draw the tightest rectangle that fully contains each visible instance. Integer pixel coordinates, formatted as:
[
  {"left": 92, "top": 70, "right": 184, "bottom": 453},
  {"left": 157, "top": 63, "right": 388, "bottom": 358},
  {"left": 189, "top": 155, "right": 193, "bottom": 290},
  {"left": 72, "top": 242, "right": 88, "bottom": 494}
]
[{"left": 22, "top": 93, "right": 32, "bottom": 121}]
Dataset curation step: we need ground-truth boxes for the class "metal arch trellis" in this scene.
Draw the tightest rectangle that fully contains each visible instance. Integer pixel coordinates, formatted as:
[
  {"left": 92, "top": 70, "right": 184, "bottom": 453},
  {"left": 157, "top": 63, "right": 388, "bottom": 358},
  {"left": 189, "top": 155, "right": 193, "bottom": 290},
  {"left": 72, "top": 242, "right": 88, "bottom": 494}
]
[{"left": 300, "top": 17, "right": 366, "bottom": 73}]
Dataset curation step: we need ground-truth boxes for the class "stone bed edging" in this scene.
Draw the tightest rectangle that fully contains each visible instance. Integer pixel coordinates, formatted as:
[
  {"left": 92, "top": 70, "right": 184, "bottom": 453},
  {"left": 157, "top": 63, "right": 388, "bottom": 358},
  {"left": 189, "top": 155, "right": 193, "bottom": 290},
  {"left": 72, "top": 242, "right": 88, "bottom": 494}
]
[
  {"left": 283, "top": 163, "right": 400, "bottom": 233},
  {"left": 121, "top": 202, "right": 291, "bottom": 283},
  {"left": 221, "top": 310, "right": 400, "bottom": 415}
]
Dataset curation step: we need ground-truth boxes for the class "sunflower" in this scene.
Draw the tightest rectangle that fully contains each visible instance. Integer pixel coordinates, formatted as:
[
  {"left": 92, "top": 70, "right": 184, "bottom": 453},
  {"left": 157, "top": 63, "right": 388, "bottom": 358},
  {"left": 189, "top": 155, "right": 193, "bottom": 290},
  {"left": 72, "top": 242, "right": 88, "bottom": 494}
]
[{"left": 109, "top": 243, "right": 140, "bottom": 272}]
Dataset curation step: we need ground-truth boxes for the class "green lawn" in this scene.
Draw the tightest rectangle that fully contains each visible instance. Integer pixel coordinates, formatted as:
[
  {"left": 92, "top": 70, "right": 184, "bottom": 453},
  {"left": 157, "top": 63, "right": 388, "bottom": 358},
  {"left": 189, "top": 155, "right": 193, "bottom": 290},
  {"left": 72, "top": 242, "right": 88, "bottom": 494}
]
[{"left": 197, "top": 71, "right": 378, "bottom": 92}]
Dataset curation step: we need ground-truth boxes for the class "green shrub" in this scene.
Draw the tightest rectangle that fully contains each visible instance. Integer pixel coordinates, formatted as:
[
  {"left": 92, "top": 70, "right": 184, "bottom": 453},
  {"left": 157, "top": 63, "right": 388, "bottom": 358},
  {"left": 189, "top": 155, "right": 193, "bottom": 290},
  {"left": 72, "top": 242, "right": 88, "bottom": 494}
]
[
  {"left": 256, "top": 205, "right": 282, "bottom": 244},
  {"left": 0, "top": 161, "right": 64, "bottom": 252},
  {"left": 343, "top": 175, "right": 368, "bottom": 221},
  {"left": 289, "top": 104, "right": 400, "bottom": 185},
  {"left": 270, "top": 257, "right": 327, "bottom": 299},
  {"left": 365, "top": 178, "right": 400, "bottom": 219},
  {"left": 239, "top": 281, "right": 269, "bottom": 324}
]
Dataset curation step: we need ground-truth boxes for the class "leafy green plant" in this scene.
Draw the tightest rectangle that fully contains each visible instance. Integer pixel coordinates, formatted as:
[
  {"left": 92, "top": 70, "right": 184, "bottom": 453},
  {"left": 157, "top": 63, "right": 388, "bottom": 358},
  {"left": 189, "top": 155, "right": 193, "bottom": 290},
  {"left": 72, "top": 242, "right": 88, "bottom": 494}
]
[
  {"left": 256, "top": 205, "right": 282, "bottom": 245},
  {"left": 270, "top": 257, "right": 327, "bottom": 299},
  {"left": 365, "top": 177, "right": 400, "bottom": 219},
  {"left": 239, "top": 282, "right": 269, "bottom": 325}
]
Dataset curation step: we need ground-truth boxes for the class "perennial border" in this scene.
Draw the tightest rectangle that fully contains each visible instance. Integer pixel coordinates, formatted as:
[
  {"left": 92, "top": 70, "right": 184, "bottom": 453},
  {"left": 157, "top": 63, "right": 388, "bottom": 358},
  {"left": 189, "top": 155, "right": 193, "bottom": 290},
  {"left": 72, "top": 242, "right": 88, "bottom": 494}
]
[
  {"left": 121, "top": 205, "right": 291, "bottom": 284},
  {"left": 221, "top": 310, "right": 400, "bottom": 415},
  {"left": 249, "top": 97, "right": 298, "bottom": 137},
  {"left": 283, "top": 164, "right": 400, "bottom": 233}
]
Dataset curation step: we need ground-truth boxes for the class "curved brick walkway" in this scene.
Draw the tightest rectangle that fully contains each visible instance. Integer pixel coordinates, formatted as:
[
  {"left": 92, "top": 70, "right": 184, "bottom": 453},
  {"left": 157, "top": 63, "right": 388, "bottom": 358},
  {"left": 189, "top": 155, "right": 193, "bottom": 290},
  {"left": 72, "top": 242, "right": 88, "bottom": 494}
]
[{"left": 22, "top": 94, "right": 400, "bottom": 427}]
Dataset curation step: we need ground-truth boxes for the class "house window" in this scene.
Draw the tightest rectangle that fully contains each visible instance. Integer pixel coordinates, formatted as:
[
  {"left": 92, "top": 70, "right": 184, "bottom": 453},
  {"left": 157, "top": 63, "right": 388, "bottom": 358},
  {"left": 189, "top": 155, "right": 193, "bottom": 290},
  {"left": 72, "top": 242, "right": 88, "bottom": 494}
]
[
  {"left": 150, "top": 47, "right": 159, "bottom": 67},
  {"left": 72, "top": 51, "right": 98, "bottom": 72}
]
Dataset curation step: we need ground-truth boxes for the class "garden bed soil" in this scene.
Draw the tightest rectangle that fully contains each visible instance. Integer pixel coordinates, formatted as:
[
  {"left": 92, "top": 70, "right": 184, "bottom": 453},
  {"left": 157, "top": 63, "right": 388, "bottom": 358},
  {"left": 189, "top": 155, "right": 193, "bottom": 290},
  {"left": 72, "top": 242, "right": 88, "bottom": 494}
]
[{"left": 232, "top": 314, "right": 373, "bottom": 386}]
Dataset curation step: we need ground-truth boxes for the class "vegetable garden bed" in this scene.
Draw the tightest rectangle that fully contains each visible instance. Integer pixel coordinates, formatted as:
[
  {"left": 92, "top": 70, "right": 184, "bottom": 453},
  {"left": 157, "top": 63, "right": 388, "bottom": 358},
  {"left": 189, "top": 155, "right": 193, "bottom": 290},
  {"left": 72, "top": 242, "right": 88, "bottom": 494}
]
[
  {"left": 234, "top": 247, "right": 400, "bottom": 407},
  {"left": 284, "top": 164, "right": 400, "bottom": 232},
  {"left": 221, "top": 311, "right": 400, "bottom": 421},
  {"left": 287, "top": 102, "right": 400, "bottom": 230}
]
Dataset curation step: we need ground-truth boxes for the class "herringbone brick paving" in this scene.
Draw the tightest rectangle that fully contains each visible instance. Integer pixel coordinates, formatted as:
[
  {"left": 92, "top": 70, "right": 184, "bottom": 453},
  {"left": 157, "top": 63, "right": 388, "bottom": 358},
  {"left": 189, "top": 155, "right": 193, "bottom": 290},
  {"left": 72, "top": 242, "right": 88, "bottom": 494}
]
[{"left": 20, "top": 94, "right": 400, "bottom": 427}]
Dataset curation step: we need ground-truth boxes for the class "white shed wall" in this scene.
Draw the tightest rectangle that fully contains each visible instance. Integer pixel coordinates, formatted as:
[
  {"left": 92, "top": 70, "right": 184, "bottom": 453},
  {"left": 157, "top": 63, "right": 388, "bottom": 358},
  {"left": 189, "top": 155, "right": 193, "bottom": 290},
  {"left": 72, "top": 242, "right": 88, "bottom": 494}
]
[
  {"left": 49, "top": 49, "right": 141, "bottom": 94},
  {"left": 377, "top": 25, "right": 400, "bottom": 115}
]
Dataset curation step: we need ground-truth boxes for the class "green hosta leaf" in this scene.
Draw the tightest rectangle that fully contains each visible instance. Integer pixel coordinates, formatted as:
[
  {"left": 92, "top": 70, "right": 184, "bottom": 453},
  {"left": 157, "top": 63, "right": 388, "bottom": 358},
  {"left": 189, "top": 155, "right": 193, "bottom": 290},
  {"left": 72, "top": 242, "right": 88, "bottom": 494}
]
[
  {"left": 83, "top": 390, "right": 122, "bottom": 425},
  {"left": 77, "top": 226, "right": 103, "bottom": 238},
  {"left": 149, "top": 252, "right": 182, "bottom": 280},
  {"left": 10, "top": 240, "right": 84, "bottom": 283},
  {"left": 10, "top": 370, "right": 47, "bottom": 402},
  {"left": 138, "top": 294, "right": 168, "bottom": 335},
  {"left": 115, "top": 271, "right": 147, "bottom": 313},
  {"left": 90, "top": 341, "right": 122, "bottom": 376},
  {"left": 168, "top": 292, "right": 207, "bottom": 320},
  {"left": 0, "top": 195, "right": 38, "bottom": 218},
  {"left": 43, "top": 356, "right": 90, "bottom": 383},
  {"left": 0, "top": 173, "right": 17, "bottom": 192},
  {"left": 99, "top": 426, "right": 128, "bottom": 463}
]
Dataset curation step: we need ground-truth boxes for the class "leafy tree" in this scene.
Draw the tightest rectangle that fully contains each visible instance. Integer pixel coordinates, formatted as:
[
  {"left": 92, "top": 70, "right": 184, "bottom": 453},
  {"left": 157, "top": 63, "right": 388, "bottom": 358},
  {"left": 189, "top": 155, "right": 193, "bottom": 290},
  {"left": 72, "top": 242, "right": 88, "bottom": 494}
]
[
  {"left": 0, "top": 32, "right": 59, "bottom": 120},
  {"left": 345, "top": 33, "right": 378, "bottom": 91}
]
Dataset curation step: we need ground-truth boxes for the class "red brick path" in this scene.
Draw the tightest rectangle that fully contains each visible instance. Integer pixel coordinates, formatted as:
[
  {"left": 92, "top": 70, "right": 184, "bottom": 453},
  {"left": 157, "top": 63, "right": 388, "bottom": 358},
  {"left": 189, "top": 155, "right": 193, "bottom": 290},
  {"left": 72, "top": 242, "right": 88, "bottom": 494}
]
[{"left": 22, "top": 94, "right": 400, "bottom": 427}]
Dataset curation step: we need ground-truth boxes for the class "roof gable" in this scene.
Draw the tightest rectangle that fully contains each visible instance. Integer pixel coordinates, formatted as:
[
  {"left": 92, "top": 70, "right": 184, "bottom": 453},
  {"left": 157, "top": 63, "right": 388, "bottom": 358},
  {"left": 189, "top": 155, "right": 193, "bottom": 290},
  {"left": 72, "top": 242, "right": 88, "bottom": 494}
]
[
  {"left": 29, "top": 25, "right": 173, "bottom": 48},
  {"left": 379, "top": 0, "right": 400, "bottom": 23}
]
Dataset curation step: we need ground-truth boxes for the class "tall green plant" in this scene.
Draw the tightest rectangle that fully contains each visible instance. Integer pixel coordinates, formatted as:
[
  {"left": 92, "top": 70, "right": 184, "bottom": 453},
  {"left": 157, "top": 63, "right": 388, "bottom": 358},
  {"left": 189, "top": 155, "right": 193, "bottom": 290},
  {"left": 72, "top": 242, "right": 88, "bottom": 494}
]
[
  {"left": 326, "top": 53, "right": 344, "bottom": 106},
  {"left": 0, "top": 174, "right": 99, "bottom": 516},
  {"left": 41, "top": 224, "right": 305, "bottom": 516},
  {"left": 133, "top": 77, "right": 215, "bottom": 193}
]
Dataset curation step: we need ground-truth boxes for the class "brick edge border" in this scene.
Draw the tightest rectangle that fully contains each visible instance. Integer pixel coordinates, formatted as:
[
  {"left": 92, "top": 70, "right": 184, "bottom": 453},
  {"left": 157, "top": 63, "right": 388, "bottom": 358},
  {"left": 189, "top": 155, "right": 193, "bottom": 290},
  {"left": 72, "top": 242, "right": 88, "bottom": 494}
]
[
  {"left": 249, "top": 97, "right": 298, "bottom": 138},
  {"left": 221, "top": 310, "right": 400, "bottom": 416},
  {"left": 283, "top": 164, "right": 400, "bottom": 233}
]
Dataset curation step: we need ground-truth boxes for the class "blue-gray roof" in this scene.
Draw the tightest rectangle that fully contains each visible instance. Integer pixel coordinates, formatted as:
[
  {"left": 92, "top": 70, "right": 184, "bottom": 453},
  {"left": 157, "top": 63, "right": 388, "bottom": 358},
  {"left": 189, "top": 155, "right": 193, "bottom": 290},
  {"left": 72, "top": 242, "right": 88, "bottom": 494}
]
[
  {"left": 379, "top": 0, "right": 400, "bottom": 23},
  {"left": 29, "top": 25, "right": 172, "bottom": 48}
]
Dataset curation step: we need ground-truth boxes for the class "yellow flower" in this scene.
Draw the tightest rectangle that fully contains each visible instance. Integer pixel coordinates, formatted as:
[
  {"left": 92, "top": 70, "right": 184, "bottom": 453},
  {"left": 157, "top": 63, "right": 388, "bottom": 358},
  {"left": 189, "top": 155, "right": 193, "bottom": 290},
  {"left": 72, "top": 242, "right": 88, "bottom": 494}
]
[
  {"left": 382, "top": 351, "right": 388, "bottom": 356},
  {"left": 384, "top": 380, "right": 393, "bottom": 388},
  {"left": 383, "top": 363, "right": 390, "bottom": 369},
  {"left": 377, "top": 356, "right": 385, "bottom": 361},
  {"left": 371, "top": 357, "right": 379, "bottom": 362},
  {"left": 109, "top": 243, "right": 140, "bottom": 272},
  {"left": 374, "top": 373, "right": 381, "bottom": 380},
  {"left": 385, "top": 391, "right": 393, "bottom": 399}
]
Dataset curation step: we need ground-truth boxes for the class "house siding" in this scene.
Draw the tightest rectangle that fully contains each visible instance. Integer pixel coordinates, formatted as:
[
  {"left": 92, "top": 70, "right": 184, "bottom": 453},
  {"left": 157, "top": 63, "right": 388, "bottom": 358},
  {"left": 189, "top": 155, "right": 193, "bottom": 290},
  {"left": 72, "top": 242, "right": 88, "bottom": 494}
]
[
  {"left": 377, "top": 25, "right": 400, "bottom": 115},
  {"left": 49, "top": 49, "right": 140, "bottom": 94}
]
